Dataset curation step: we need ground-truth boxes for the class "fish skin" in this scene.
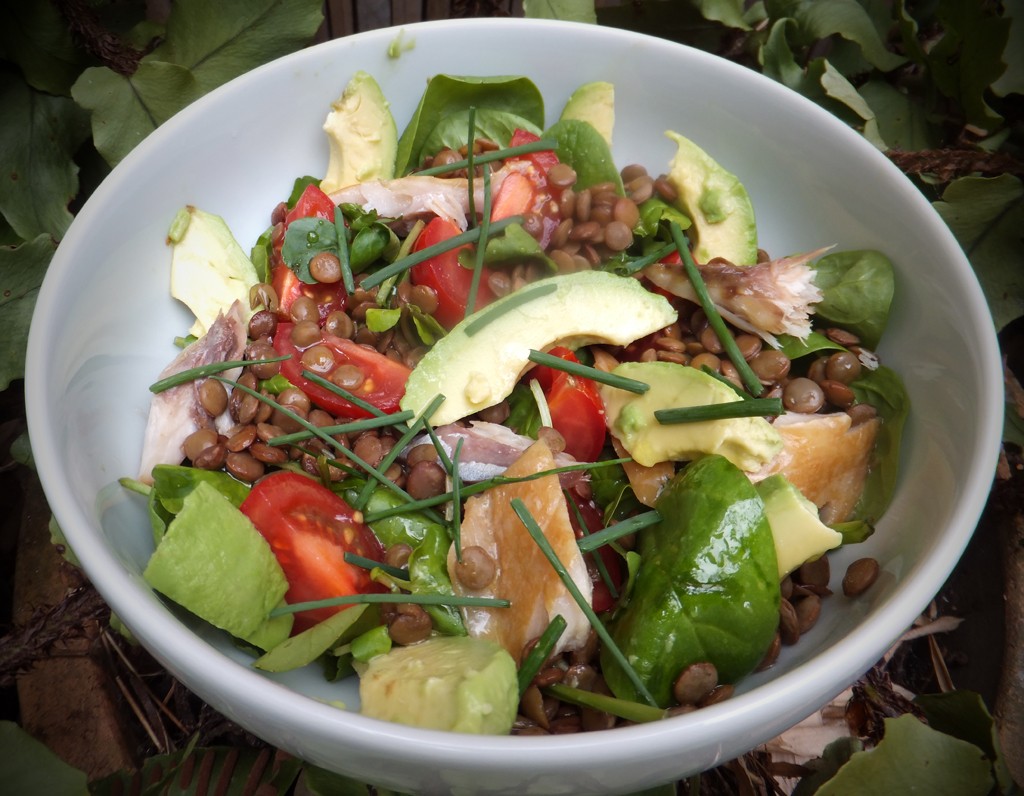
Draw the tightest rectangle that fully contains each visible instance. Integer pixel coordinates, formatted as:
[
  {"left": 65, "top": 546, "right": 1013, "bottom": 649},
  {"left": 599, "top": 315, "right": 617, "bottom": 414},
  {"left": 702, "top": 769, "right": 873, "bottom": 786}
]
[{"left": 138, "top": 301, "right": 247, "bottom": 483}]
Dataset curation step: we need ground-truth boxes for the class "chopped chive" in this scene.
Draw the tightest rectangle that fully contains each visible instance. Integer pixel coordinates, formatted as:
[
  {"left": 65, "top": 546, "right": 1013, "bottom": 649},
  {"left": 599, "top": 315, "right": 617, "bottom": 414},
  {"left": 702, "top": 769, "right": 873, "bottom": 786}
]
[
  {"left": 465, "top": 142, "right": 491, "bottom": 322},
  {"left": 576, "top": 510, "right": 662, "bottom": 554},
  {"left": 334, "top": 206, "right": 355, "bottom": 294},
  {"left": 527, "top": 349, "right": 650, "bottom": 394},
  {"left": 451, "top": 438, "right": 464, "bottom": 559},
  {"left": 343, "top": 551, "right": 406, "bottom": 580},
  {"left": 699, "top": 365, "right": 752, "bottom": 400},
  {"left": 529, "top": 378, "right": 552, "bottom": 428},
  {"left": 654, "top": 397, "right": 783, "bottom": 424},
  {"left": 610, "top": 242, "right": 676, "bottom": 277},
  {"left": 353, "top": 394, "right": 446, "bottom": 510},
  {"left": 361, "top": 457, "right": 633, "bottom": 523},
  {"left": 118, "top": 476, "right": 152, "bottom": 497},
  {"left": 415, "top": 138, "right": 559, "bottom": 177},
  {"left": 464, "top": 282, "right": 558, "bottom": 336},
  {"left": 149, "top": 355, "right": 290, "bottom": 393},
  {"left": 298, "top": 370, "right": 408, "bottom": 429},
  {"left": 466, "top": 107, "right": 477, "bottom": 223},
  {"left": 668, "top": 222, "right": 764, "bottom": 397},
  {"left": 268, "top": 411, "right": 415, "bottom": 446},
  {"left": 517, "top": 615, "right": 568, "bottom": 696},
  {"left": 543, "top": 683, "right": 667, "bottom": 723},
  {"left": 565, "top": 489, "right": 617, "bottom": 600},
  {"left": 270, "top": 591, "right": 511, "bottom": 617},
  {"left": 360, "top": 215, "right": 521, "bottom": 289},
  {"left": 510, "top": 498, "right": 657, "bottom": 706}
]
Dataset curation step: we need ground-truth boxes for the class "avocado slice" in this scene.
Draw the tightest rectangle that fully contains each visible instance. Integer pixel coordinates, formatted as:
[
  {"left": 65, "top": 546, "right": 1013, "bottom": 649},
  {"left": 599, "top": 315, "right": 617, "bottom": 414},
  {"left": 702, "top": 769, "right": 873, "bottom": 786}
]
[
  {"left": 665, "top": 130, "right": 758, "bottom": 266},
  {"left": 359, "top": 635, "right": 518, "bottom": 734},
  {"left": 400, "top": 271, "right": 677, "bottom": 426},
  {"left": 756, "top": 474, "right": 843, "bottom": 578},
  {"left": 168, "top": 206, "right": 261, "bottom": 337},
  {"left": 599, "top": 361, "right": 782, "bottom": 471},
  {"left": 559, "top": 81, "right": 614, "bottom": 146},
  {"left": 319, "top": 71, "right": 397, "bottom": 194},
  {"left": 143, "top": 481, "right": 293, "bottom": 649}
]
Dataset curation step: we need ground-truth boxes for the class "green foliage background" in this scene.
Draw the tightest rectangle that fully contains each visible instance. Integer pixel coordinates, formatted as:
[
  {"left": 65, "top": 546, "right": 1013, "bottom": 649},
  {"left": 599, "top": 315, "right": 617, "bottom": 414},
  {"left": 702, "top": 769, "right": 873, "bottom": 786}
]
[{"left": 0, "top": 0, "right": 1021, "bottom": 793}]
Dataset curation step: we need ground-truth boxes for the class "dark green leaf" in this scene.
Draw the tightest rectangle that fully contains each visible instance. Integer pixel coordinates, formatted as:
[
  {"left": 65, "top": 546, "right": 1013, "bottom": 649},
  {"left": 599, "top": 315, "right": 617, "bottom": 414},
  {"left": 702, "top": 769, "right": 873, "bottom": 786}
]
[
  {"left": 0, "top": 3, "right": 87, "bottom": 95},
  {"left": 505, "top": 383, "right": 543, "bottom": 439},
  {"left": 858, "top": 79, "right": 939, "bottom": 151},
  {"left": 811, "top": 249, "right": 895, "bottom": 349},
  {"left": 349, "top": 224, "right": 391, "bottom": 272},
  {"left": 71, "top": 61, "right": 202, "bottom": 167},
  {"left": 851, "top": 365, "right": 910, "bottom": 523},
  {"left": 926, "top": 0, "right": 1011, "bottom": 130},
  {"left": 282, "top": 217, "right": 338, "bottom": 282},
  {"left": 0, "top": 234, "right": 56, "bottom": 391},
  {"left": 395, "top": 75, "right": 545, "bottom": 174},
  {"left": 0, "top": 721, "right": 87, "bottom": 796},
  {"left": 0, "top": 72, "right": 89, "bottom": 240},
  {"left": 933, "top": 174, "right": 1024, "bottom": 331},
  {"left": 543, "top": 118, "right": 624, "bottom": 192},
  {"left": 421, "top": 108, "right": 542, "bottom": 155},
  {"left": 250, "top": 225, "right": 274, "bottom": 284},
  {"left": 482, "top": 223, "right": 556, "bottom": 271},
  {"left": 287, "top": 175, "right": 322, "bottom": 206},
  {"left": 150, "top": 0, "right": 325, "bottom": 94},
  {"left": 776, "top": 331, "right": 845, "bottom": 360},
  {"left": 811, "top": 715, "right": 993, "bottom": 795},
  {"left": 522, "top": 0, "right": 597, "bottom": 23}
]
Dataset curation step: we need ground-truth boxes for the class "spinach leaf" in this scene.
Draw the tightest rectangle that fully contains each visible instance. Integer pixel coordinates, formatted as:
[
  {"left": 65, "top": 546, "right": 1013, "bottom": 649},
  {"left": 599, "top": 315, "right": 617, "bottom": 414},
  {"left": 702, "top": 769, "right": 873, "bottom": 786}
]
[
  {"left": 148, "top": 465, "right": 251, "bottom": 544},
  {"left": 812, "top": 249, "right": 895, "bottom": 349},
  {"left": 777, "top": 330, "right": 845, "bottom": 360},
  {"left": 395, "top": 74, "right": 545, "bottom": 174},
  {"left": 590, "top": 459, "right": 643, "bottom": 523},
  {"left": 851, "top": 365, "right": 910, "bottom": 522},
  {"left": 287, "top": 175, "right": 320, "bottom": 207},
  {"left": 481, "top": 222, "right": 556, "bottom": 271},
  {"left": 505, "top": 383, "right": 542, "bottom": 439},
  {"left": 543, "top": 117, "right": 623, "bottom": 191},
  {"left": 281, "top": 216, "right": 337, "bottom": 283},
  {"left": 421, "top": 108, "right": 541, "bottom": 156}
]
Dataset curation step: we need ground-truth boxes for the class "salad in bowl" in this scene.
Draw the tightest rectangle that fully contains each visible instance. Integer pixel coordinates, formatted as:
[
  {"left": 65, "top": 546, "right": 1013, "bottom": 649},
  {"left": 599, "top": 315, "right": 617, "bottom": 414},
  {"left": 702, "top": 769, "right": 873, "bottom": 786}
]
[{"left": 123, "top": 68, "right": 907, "bottom": 734}]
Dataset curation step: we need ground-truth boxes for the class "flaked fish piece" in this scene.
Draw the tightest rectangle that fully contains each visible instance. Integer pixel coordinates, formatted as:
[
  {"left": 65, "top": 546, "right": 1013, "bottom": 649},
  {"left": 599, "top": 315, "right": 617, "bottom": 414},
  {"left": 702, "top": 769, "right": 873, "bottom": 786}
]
[
  {"left": 138, "top": 301, "right": 247, "bottom": 483},
  {"left": 449, "top": 440, "right": 593, "bottom": 658},
  {"left": 644, "top": 247, "right": 829, "bottom": 345},
  {"left": 328, "top": 170, "right": 509, "bottom": 231},
  {"left": 750, "top": 411, "right": 880, "bottom": 523},
  {"left": 419, "top": 421, "right": 586, "bottom": 488}
]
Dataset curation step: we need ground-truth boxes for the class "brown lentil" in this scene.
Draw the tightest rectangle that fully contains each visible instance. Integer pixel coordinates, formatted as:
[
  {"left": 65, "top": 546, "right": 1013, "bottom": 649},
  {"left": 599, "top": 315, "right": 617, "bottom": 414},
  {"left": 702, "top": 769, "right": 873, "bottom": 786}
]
[
  {"left": 289, "top": 295, "right": 318, "bottom": 323},
  {"left": 672, "top": 661, "right": 718, "bottom": 706},
  {"left": 843, "top": 558, "right": 880, "bottom": 597},
  {"left": 406, "top": 460, "right": 447, "bottom": 500},
  {"left": 183, "top": 428, "right": 219, "bottom": 461},
  {"left": 625, "top": 175, "right": 654, "bottom": 203},
  {"left": 277, "top": 387, "right": 311, "bottom": 414},
  {"left": 779, "top": 598, "right": 800, "bottom": 645},
  {"left": 547, "top": 162, "right": 577, "bottom": 188},
  {"left": 603, "top": 220, "right": 633, "bottom": 251},
  {"left": 225, "top": 451, "right": 264, "bottom": 482},
  {"left": 385, "top": 543, "right": 413, "bottom": 570},
  {"left": 783, "top": 378, "right": 825, "bottom": 414},
  {"left": 521, "top": 685, "right": 550, "bottom": 729},
  {"left": 250, "top": 442, "right": 288, "bottom": 465},
  {"left": 825, "top": 350, "right": 862, "bottom": 383},
  {"left": 453, "top": 545, "right": 498, "bottom": 590},
  {"left": 698, "top": 684, "right": 735, "bottom": 708},
  {"left": 198, "top": 379, "right": 228, "bottom": 417},
  {"left": 756, "top": 632, "right": 782, "bottom": 671},
  {"left": 191, "top": 442, "right": 228, "bottom": 470},
  {"left": 825, "top": 327, "right": 860, "bottom": 347},
  {"left": 574, "top": 188, "right": 592, "bottom": 222},
  {"left": 330, "top": 363, "right": 365, "bottom": 390},
  {"left": 794, "top": 594, "right": 822, "bottom": 633},
  {"left": 653, "top": 175, "right": 678, "bottom": 202},
  {"left": 249, "top": 282, "right": 279, "bottom": 313},
  {"left": 797, "top": 555, "right": 830, "bottom": 588},
  {"left": 353, "top": 433, "right": 384, "bottom": 468},
  {"left": 821, "top": 379, "right": 856, "bottom": 409},
  {"left": 387, "top": 603, "right": 432, "bottom": 645},
  {"left": 537, "top": 426, "right": 566, "bottom": 454},
  {"left": 309, "top": 251, "right": 342, "bottom": 284},
  {"left": 734, "top": 334, "right": 762, "bottom": 361},
  {"left": 750, "top": 350, "right": 791, "bottom": 383},
  {"left": 690, "top": 352, "right": 721, "bottom": 372},
  {"left": 847, "top": 402, "right": 879, "bottom": 426},
  {"left": 226, "top": 424, "right": 256, "bottom": 452},
  {"left": 248, "top": 309, "right": 278, "bottom": 339},
  {"left": 246, "top": 341, "right": 281, "bottom": 380},
  {"left": 699, "top": 326, "right": 724, "bottom": 355},
  {"left": 290, "top": 319, "right": 321, "bottom": 348}
]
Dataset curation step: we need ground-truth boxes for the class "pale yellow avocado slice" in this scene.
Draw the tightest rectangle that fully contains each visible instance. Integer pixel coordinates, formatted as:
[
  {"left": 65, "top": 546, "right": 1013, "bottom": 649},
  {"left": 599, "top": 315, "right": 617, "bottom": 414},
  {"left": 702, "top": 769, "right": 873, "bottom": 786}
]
[
  {"left": 400, "top": 271, "right": 677, "bottom": 426},
  {"left": 599, "top": 360, "right": 782, "bottom": 472},
  {"left": 560, "top": 81, "right": 615, "bottom": 145},
  {"left": 359, "top": 635, "right": 518, "bottom": 734},
  {"left": 665, "top": 130, "right": 758, "bottom": 266},
  {"left": 168, "top": 206, "right": 260, "bottom": 337},
  {"left": 756, "top": 473, "right": 843, "bottom": 579},
  {"left": 319, "top": 71, "right": 397, "bottom": 194}
]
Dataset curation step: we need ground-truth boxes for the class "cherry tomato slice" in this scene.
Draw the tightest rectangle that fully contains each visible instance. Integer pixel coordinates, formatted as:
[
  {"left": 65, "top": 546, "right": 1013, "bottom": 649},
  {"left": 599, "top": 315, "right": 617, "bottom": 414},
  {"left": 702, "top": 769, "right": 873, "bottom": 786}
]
[
  {"left": 273, "top": 324, "right": 410, "bottom": 419},
  {"left": 240, "top": 471, "right": 386, "bottom": 633},
  {"left": 410, "top": 217, "right": 496, "bottom": 329},
  {"left": 271, "top": 264, "right": 348, "bottom": 324},
  {"left": 531, "top": 347, "right": 606, "bottom": 463},
  {"left": 508, "top": 128, "right": 560, "bottom": 174},
  {"left": 565, "top": 490, "right": 624, "bottom": 614},
  {"left": 285, "top": 183, "right": 335, "bottom": 226}
]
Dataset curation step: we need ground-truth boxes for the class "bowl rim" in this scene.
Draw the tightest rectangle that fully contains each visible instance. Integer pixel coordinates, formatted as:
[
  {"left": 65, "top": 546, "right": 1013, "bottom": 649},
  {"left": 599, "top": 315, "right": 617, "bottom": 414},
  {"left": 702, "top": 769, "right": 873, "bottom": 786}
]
[{"left": 24, "top": 13, "right": 1005, "bottom": 784}]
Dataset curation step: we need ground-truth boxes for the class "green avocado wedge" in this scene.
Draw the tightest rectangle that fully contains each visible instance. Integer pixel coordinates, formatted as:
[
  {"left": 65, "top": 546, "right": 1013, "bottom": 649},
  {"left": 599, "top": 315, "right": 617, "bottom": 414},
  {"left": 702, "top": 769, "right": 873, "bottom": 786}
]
[{"left": 602, "top": 455, "right": 779, "bottom": 707}]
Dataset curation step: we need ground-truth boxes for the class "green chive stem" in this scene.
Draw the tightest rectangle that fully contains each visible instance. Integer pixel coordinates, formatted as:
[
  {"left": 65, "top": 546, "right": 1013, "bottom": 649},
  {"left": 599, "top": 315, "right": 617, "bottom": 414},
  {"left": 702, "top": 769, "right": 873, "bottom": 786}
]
[
  {"left": 517, "top": 615, "right": 568, "bottom": 696},
  {"left": 609, "top": 242, "right": 676, "bottom": 277},
  {"left": 699, "top": 365, "right": 753, "bottom": 400},
  {"left": 334, "top": 206, "right": 355, "bottom": 294},
  {"left": 668, "top": 222, "right": 764, "bottom": 396},
  {"left": 527, "top": 349, "right": 650, "bottom": 394},
  {"left": 654, "top": 398, "right": 783, "bottom": 424},
  {"left": 270, "top": 591, "right": 510, "bottom": 617},
  {"left": 149, "top": 355, "right": 290, "bottom": 393},
  {"left": 451, "top": 438, "right": 464, "bottom": 560},
  {"left": 465, "top": 149, "right": 492, "bottom": 323},
  {"left": 298, "top": 370, "right": 409, "bottom": 431},
  {"left": 466, "top": 107, "right": 477, "bottom": 223},
  {"left": 510, "top": 498, "right": 657, "bottom": 706},
  {"left": 360, "top": 215, "right": 521, "bottom": 289},
  {"left": 117, "top": 477, "right": 152, "bottom": 497},
  {"left": 576, "top": 510, "right": 662, "bottom": 554},
  {"left": 268, "top": 411, "right": 415, "bottom": 446},
  {"left": 415, "top": 138, "right": 559, "bottom": 177},
  {"left": 464, "top": 282, "right": 558, "bottom": 336},
  {"left": 343, "top": 552, "right": 406, "bottom": 580},
  {"left": 543, "top": 684, "right": 666, "bottom": 723}
]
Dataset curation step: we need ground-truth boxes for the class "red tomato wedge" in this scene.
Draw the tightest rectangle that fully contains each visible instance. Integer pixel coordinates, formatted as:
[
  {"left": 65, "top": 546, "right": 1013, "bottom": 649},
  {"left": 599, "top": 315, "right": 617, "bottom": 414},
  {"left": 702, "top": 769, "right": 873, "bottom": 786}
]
[
  {"left": 285, "top": 183, "right": 335, "bottom": 226},
  {"left": 530, "top": 346, "right": 606, "bottom": 463},
  {"left": 240, "top": 471, "right": 386, "bottom": 633},
  {"left": 271, "top": 264, "right": 348, "bottom": 324},
  {"left": 273, "top": 324, "right": 410, "bottom": 419},
  {"left": 410, "top": 217, "right": 496, "bottom": 329},
  {"left": 490, "top": 130, "right": 562, "bottom": 248},
  {"left": 565, "top": 490, "right": 624, "bottom": 614}
]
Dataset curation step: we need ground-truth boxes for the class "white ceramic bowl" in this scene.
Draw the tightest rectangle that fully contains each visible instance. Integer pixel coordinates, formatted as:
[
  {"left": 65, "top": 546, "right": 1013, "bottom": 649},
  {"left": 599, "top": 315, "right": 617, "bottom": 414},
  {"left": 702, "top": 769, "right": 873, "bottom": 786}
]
[{"left": 26, "top": 18, "right": 1002, "bottom": 795}]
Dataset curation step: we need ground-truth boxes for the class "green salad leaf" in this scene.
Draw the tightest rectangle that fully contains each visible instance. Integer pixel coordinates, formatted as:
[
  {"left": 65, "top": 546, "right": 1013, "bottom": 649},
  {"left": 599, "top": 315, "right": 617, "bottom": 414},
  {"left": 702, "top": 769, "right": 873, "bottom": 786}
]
[
  {"left": 543, "top": 117, "right": 624, "bottom": 191},
  {"left": 851, "top": 365, "right": 910, "bottom": 523},
  {"left": 812, "top": 249, "right": 896, "bottom": 349}
]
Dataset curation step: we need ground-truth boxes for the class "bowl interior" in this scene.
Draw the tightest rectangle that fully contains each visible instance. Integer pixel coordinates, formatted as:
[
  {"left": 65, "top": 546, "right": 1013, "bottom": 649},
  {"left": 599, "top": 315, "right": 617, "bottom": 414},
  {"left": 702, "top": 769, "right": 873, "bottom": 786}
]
[{"left": 26, "top": 18, "right": 1003, "bottom": 795}]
